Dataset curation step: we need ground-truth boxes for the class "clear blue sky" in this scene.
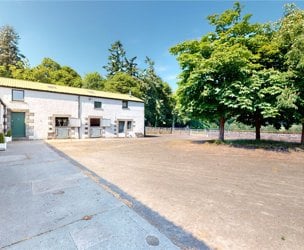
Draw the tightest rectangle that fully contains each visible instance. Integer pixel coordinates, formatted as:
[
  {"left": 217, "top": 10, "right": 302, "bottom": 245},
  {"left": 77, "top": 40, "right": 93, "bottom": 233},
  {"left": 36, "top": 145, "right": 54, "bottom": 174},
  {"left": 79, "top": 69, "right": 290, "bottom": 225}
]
[{"left": 1, "top": 1, "right": 304, "bottom": 91}]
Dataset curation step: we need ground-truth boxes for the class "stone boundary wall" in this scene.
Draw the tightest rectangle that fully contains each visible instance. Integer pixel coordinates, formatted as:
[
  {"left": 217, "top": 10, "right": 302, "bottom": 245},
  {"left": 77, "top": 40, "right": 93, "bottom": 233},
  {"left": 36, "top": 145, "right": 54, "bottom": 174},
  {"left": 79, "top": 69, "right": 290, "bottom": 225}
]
[{"left": 145, "top": 127, "right": 301, "bottom": 143}]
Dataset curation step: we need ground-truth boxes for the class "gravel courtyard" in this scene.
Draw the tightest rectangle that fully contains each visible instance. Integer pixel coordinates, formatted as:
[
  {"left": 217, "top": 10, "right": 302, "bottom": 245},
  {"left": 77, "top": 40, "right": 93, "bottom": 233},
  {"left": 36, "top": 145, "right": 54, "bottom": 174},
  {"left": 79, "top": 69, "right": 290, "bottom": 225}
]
[{"left": 49, "top": 135, "right": 304, "bottom": 250}]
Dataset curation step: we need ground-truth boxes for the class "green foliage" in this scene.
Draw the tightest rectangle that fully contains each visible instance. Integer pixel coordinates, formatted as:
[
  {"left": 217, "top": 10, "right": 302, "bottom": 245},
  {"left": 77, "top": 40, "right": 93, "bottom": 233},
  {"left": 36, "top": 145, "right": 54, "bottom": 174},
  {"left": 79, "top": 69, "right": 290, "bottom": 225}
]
[
  {"left": 104, "top": 72, "right": 142, "bottom": 98},
  {"left": 5, "top": 130, "right": 11, "bottom": 137},
  {"left": 141, "top": 57, "right": 173, "bottom": 127},
  {"left": 30, "top": 58, "right": 82, "bottom": 87},
  {"left": 103, "top": 41, "right": 139, "bottom": 77},
  {"left": 7, "top": 57, "right": 83, "bottom": 87},
  {"left": 0, "top": 133, "right": 5, "bottom": 143},
  {"left": 82, "top": 72, "right": 105, "bottom": 90},
  {"left": 171, "top": 1, "right": 303, "bottom": 141},
  {"left": 275, "top": 4, "right": 304, "bottom": 143},
  {"left": 0, "top": 25, "right": 25, "bottom": 67},
  {"left": 103, "top": 41, "right": 126, "bottom": 76},
  {"left": 171, "top": 2, "right": 257, "bottom": 139}
]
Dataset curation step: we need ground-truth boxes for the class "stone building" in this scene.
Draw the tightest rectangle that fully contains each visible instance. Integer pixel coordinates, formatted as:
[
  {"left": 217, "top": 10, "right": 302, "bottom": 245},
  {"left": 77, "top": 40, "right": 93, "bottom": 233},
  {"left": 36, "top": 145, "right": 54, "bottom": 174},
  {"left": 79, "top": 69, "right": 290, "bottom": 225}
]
[{"left": 0, "top": 77, "right": 144, "bottom": 139}]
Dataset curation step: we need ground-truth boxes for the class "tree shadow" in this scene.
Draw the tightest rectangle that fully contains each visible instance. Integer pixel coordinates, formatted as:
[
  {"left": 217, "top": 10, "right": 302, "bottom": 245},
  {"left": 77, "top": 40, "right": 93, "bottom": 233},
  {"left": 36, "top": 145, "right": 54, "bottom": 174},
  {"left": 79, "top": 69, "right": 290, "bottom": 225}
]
[
  {"left": 192, "top": 139, "right": 304, "bottom": 153},
  {"left": 47, "top": 143, "right": 210, "bottom": 250},
  {"left": 144, "top": 134, "right": 159, "bottom": 138}
]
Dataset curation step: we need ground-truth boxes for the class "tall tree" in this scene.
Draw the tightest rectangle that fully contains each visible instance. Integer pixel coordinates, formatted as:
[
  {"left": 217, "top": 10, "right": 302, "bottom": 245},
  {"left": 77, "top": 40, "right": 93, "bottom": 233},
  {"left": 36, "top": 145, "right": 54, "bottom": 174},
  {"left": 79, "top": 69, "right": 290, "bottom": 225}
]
[
  {"left": 0, "top": 25, "right": 25, "bottom": 67},
  {"left": 171, "top": 2, "right": 255, "bottom": 140},
  {"left": 141, "top": 57, "right": 173, "bottom": 127},
  {"left": 103, "top": 41, "right": 126, "bottom": 76},
  {"left": 276, "top": 4, "right": 304, "bottom": 144}
]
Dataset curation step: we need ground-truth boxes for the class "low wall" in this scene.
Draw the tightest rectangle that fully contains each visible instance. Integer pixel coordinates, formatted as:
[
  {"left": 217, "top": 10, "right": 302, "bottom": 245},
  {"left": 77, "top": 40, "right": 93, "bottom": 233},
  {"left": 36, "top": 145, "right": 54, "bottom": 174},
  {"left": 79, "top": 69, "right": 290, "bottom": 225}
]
[{"left": 145, "top": 127, "right": 301, "bottom": 143}]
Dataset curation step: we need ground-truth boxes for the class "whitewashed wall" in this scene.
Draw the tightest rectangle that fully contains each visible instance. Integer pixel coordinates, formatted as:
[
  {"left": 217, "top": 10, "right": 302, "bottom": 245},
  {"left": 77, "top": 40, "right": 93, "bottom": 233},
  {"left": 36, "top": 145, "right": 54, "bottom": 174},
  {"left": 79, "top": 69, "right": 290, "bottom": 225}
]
[
  {"left": 0, "top": 86, "right": 144, "bottom": 139},
  {"left": 80, "top": 96, "right": 144, "bottom": 138}
]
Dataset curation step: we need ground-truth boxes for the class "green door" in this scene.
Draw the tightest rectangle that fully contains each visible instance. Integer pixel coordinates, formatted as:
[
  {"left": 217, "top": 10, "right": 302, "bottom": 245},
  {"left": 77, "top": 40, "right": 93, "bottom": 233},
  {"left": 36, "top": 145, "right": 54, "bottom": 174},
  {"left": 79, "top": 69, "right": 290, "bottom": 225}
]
[{"left": 11, "top": 112, "right": 26, "bottom": 138}]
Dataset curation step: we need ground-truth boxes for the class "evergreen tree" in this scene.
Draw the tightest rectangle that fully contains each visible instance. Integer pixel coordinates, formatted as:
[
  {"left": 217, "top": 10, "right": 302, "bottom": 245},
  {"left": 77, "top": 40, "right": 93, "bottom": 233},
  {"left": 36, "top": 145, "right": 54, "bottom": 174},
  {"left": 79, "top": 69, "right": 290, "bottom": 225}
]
[
  {"left": 0, "top": 25, "right": 25, "bottom": 67},
  {"left": 103, "top": 41, "right": 126, "bottom": 76}
]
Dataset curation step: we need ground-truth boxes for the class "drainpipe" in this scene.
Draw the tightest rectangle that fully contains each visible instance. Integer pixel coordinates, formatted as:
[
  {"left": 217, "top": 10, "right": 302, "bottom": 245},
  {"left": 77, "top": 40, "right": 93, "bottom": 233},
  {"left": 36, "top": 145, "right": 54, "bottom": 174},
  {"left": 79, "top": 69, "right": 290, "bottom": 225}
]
[
  {"left": 78, "top": 95, "right": 81, "bottom": 139},
  {"left": 3, "top": 106, "right": 7, "bottom": 134}
]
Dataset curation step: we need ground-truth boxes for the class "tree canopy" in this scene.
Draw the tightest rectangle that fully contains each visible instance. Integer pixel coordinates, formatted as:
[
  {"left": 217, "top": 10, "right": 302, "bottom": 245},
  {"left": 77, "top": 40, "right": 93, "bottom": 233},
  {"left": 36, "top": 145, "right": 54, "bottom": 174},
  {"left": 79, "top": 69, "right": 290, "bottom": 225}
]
[
  {"left": 171, "top": 2, "right": 304, "bottom": 143},
  {"left": 82, "top": 72, "right": 105, "bottom": 90}
]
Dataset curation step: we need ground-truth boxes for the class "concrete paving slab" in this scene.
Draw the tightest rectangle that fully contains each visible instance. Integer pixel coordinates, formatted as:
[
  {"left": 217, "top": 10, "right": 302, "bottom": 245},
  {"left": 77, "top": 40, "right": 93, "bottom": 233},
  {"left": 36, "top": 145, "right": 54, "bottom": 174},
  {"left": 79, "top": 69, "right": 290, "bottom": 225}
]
[
  {"left": 32, "top": 172, "right": 86, "bottom": 194},
  {"left": 0, "top": 160, "right": 81, "bottom": 188},
  {"left": 0, "top": 141, "right": 178, "bottom": 250},
  {"left": 0, "top": 155, "right": 27, "bottom": 163}
]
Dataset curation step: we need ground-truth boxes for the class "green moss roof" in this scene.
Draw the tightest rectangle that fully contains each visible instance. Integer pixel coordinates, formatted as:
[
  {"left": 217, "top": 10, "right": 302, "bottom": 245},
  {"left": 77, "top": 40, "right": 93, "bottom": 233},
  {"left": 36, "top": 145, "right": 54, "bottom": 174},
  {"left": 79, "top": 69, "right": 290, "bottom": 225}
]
[{"left": 0, "top": 77, "right": 143, "bottom": 102}]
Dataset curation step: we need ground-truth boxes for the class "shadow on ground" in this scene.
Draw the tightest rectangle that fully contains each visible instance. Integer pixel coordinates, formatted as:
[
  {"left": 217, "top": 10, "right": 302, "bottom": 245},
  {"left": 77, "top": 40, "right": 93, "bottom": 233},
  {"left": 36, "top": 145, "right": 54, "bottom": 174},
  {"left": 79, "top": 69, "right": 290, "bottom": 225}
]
[
  {"left": 191, "top": 139, "right": 304, "bottom": 152},
  {"left": 143, "top": 135, "right": 159, "bottom": 138},
  {"left": 47, "top": 143, "right": 210, "bottom": 250}
]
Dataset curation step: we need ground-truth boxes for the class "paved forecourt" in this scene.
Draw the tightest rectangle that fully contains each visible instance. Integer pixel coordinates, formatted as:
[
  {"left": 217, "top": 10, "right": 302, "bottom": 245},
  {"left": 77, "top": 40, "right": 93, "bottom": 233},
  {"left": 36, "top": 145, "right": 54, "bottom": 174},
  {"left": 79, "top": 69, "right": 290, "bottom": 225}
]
[{"left": 0, "top": 141, "right": 178, "bottom": 250}]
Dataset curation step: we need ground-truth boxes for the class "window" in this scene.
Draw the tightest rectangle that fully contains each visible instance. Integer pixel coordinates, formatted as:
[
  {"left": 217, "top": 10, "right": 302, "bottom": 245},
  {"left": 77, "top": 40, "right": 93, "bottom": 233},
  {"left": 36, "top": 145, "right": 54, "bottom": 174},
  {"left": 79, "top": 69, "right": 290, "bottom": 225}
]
[
  {"left": 122, "top": 100, "right": 128, "bottom": 109},
  {"left": 12, "top": 89, "right": 24, "bottom": 101},
  {"left": 94, "top": 101, "right": 102, "bottom": 109},
  {"left": 90, "top": 118, "right": 100, "bottom": 127},
  {"left": 118, "top": 121, "right": 125, "bottom": 133},
  {"left": 55, "top": 117, "right": 69, "bottom": 127},
  {"left": 127, "top": 121, "right": 132, "bottom": 130}
]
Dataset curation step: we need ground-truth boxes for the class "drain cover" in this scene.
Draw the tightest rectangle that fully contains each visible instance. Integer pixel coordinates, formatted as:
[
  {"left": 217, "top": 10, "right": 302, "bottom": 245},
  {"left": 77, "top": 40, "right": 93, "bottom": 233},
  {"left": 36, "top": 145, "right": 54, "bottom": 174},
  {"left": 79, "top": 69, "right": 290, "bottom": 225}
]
[{"left": 146, "top": 235, "right": 160, "bottom": 246}]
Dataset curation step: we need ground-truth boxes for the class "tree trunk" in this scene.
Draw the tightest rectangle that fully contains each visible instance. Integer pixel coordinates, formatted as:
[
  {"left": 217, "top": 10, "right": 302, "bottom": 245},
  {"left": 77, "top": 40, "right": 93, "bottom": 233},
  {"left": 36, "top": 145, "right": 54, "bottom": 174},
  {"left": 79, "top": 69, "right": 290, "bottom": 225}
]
[
  {"left": 301, "top": 123, "right": 304, "bottom": 145},
  {"left": 219, "top": 117, "right": 225, "bottom": 141},
  {"left": 255, "top": 117, "right": 261, "bottom": 141}
]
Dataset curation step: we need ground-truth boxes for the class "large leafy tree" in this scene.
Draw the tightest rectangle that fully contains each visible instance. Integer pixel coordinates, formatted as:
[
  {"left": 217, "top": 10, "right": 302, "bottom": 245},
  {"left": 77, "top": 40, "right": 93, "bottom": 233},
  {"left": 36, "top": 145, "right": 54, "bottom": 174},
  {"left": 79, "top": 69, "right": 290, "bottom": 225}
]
[
  {"left": 276, "top": 4, "right": 304, "bottom": 144},
  {"left": 235, "top": 69, "right": 296, "bottom": 139},
  {"left": 231, "top": 17, "right": 298, "bottom": 140},
  {"left": 0, "top": 25, "right": 25, "bottom": 68},
  {"left": 104, "top": 72, "right": 142, "bottom": 98},
  {"left": 82, "top": 72, "right": 105, "bottom": 90},
  {"left": 171, "top": 2, "right": 255, "bottom": 140},
  {"left": 30, "top": 58, "right": 82, "bottom": 87},
  {"left": 171, "top": 2, "right": 299, "bottom": 141},
  {"left": 9, "top": 57, "right": 82, "bottom": 87}
]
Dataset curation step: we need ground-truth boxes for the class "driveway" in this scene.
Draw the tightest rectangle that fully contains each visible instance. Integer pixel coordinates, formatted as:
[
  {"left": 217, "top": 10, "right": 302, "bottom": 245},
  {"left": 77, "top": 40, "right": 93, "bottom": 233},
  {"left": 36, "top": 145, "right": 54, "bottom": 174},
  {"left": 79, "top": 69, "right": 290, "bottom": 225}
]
[
  {"left": 49, "top": 135, "right": 304, "bottom": 250},
  {"left": 0, "top": 141, "right": 178, "bottom": 250}
]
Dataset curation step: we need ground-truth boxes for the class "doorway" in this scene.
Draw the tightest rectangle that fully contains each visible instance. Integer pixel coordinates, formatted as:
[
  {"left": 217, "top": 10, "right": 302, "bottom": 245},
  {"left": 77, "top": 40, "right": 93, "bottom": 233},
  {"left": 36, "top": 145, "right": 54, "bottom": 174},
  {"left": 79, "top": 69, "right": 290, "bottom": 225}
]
[
  {"left": 11, "top": 112, "right": 26, "bottom": 138},
  {"left": 118, "top": 120, "right": 133, "bottom": 137}
]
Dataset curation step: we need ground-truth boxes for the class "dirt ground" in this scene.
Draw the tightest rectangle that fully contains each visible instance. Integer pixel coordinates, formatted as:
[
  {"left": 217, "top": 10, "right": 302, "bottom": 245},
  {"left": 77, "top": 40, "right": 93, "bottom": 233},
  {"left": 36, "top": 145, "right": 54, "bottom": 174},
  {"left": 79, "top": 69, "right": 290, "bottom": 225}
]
[{"left": 49, "top": 135, "right": 304, "bottom": 250}]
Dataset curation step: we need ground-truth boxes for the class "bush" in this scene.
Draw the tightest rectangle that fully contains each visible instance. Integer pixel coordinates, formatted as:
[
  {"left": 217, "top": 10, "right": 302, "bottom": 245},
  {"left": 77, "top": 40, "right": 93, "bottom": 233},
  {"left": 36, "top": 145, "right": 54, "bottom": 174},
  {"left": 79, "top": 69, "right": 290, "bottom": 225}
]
[
  {"left": 6, "top": 129, "right": 11, "bottom": 137},
  {"left": 0, "top": 133, "right": 5, "bottom": 143}
]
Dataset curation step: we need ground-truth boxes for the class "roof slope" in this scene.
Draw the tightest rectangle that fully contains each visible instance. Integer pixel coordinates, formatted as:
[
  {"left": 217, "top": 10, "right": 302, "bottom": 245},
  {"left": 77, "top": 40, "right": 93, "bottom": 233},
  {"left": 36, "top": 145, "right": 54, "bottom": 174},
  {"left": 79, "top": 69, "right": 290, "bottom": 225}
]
[{"left": 0, "top": 77, "right": 143, "bottom": 102}]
